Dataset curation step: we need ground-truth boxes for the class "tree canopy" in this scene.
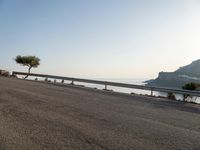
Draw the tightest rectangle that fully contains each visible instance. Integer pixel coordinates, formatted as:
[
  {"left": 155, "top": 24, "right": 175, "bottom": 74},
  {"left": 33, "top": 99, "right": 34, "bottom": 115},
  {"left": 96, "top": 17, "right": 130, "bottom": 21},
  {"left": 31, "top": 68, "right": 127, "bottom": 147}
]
[
  {"left": 182, "top": 82, "right": 200, "bottom": 101},
  {"left": 15, "top": 55, "right": 40, "bottom": 79},
  {"left": 15, "top": 55, "right": 40, "bottom": 68},
  {"left": 182, "top": 82, "right": 199, "bottom": 91}
]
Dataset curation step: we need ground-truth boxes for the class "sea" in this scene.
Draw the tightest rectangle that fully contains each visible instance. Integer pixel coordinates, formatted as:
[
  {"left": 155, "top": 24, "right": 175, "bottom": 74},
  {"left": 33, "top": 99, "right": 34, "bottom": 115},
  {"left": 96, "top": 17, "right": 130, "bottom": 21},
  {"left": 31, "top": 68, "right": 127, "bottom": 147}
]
[{"left": 26, "top": 76, "right": 200, "bottom": 104}]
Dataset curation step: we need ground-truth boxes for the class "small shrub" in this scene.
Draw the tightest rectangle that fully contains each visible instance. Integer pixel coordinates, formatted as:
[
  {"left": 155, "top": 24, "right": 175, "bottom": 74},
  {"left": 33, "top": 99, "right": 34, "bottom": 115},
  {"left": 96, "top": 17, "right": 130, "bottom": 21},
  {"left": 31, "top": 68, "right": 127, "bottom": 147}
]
[
  {"left": 182, "top": 82, "right": 200, "bottom": 101},
  {"left": 11, "top": 74, "right": 17, "bottom": 78},
  {"left": 167, "top": 92, "right": 176, "bottom": 100},
  {"left": 61, "top": 79, "right": 64, "bottom": 83},
  {"left": 182, "top": 82, "right": 199, "bottom": 90}
]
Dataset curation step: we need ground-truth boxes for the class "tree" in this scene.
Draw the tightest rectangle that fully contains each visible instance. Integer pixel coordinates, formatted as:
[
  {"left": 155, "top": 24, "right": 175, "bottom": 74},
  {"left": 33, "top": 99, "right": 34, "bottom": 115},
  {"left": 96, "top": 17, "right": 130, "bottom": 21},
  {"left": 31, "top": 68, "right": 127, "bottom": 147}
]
[
  {"left": 182, "top": 82, "right": 199, "bottom": 101},
  {"left": 15, "top": 55, "right": 40, "bottom": 79},
  {"left": 182, "top": 82, "right": 199, "bottom": 91}
]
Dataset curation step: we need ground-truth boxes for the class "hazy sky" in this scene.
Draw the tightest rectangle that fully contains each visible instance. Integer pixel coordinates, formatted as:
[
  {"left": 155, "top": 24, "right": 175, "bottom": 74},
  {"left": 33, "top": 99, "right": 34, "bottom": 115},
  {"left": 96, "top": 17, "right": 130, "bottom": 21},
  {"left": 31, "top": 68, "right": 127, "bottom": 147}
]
[{"left": 0, "top": 0, "right": 200, "bottom": 79}]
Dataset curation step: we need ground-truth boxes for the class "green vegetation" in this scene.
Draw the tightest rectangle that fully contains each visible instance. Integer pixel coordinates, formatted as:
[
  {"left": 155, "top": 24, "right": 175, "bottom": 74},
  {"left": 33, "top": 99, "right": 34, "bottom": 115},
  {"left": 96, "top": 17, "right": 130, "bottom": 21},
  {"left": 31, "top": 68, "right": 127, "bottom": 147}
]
[
  {"left": 182, "top": 82, "right": 199, "bottom": 90},
  {"left": 15, "top": 55, "right": 40, "bottom": 79},
  {"left": 182, "top": 82, "right": 200, "bottom": 101},
  {"left": 167, "top": 92, "right": 176, "bottom": 100}
]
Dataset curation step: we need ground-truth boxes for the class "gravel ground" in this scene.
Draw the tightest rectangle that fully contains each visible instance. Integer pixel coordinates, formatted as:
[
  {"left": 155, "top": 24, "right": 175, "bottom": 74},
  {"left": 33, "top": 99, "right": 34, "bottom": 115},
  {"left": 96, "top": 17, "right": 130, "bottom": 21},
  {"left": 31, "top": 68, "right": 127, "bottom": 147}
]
[{"left": 0, "top": 77, "right": 199, "bottom": 150}]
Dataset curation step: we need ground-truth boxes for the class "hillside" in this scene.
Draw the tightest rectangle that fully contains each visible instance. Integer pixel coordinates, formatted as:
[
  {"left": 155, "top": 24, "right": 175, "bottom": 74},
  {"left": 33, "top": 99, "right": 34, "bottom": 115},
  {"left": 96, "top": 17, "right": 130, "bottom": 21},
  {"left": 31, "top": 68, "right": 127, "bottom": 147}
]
[
  {"left": 175, "top": 59, "right": 200, "bottom": 77},
  {"left": 146, "top": 59, "right": 200, "bottom": 88}
]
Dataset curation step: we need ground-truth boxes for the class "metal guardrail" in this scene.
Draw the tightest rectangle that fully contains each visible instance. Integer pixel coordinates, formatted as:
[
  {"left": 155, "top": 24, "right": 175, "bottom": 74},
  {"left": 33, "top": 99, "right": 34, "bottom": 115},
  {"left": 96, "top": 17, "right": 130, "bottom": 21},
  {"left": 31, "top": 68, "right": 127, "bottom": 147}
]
[{"left": 12, "top": 71, "right": 200, "bottom": 97}]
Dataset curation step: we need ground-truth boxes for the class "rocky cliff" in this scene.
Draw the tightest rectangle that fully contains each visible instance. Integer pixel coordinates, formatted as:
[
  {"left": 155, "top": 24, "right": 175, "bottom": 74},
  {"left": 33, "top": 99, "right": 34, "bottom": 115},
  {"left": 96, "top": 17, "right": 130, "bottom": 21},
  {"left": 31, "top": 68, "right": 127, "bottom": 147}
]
[{"left": 146, "top": 59, "right": 200, "bottom": 88}]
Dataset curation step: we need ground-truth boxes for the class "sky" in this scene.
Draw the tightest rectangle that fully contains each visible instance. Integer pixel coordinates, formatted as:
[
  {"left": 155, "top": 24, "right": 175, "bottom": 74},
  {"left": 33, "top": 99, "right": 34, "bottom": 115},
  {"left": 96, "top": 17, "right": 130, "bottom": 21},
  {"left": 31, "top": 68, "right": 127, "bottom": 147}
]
[{"left": 0, "top": 0, "right": 200, "bottom": 79}]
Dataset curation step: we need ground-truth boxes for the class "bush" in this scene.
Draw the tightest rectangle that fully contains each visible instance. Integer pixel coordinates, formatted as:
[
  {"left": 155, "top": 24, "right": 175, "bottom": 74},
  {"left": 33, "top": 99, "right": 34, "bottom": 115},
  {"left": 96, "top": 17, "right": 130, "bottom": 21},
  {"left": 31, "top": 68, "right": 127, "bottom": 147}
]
[
  {"left": 167, "top": 92, "right": 176, "bottom": 100},
  {"left": 10, "top": 74, "right": 17, "bottom": 78},
  {"left": 182, "top": 82, "right": 199, "bottom": 90},
  {"left": 182, "top": 82, "right": 200, "bottom": 101}
]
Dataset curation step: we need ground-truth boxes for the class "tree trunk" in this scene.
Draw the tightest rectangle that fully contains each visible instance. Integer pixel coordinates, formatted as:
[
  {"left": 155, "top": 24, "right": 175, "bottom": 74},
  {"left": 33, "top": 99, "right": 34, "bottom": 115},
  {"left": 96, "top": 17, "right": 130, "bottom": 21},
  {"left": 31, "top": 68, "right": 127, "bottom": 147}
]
[{"left": 24, "top": 67, "right": 32, "bottom": 79}]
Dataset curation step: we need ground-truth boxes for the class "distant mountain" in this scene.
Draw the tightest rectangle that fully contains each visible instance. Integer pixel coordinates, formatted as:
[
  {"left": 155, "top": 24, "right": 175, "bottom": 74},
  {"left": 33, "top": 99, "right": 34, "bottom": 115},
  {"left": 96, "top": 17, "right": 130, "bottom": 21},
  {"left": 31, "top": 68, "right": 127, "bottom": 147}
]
[
  {"left": 175, "top": 59, "right": 200, "bottom": 78},
  {"left": 146, "top": 59, "right": 200, "bottom": 89}
]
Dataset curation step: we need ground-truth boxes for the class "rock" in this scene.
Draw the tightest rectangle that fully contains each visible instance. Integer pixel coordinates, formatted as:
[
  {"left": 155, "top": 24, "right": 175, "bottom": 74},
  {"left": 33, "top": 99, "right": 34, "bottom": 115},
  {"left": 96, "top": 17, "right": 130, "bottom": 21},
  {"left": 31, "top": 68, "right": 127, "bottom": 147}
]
[
  {"left": 0, "top": 70, "right": 10, "bottom": 77},
  {"left": 146, "top": 59, "right": 200, "bottom": 89}
]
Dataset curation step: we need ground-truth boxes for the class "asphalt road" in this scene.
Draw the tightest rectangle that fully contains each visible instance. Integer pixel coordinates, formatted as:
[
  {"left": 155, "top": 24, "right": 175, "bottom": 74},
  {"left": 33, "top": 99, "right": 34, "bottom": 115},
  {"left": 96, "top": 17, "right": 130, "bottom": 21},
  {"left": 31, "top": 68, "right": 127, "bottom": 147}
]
[{"left": 0, "top": 77, "right": 199, "bottom": 150}]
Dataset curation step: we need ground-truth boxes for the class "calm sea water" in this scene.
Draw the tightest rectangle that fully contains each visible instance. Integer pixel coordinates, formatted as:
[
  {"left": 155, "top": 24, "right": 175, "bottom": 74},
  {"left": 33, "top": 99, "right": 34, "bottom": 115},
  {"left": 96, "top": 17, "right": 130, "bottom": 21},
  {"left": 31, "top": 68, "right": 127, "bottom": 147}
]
[{"left": 26, "top": 76, "right": 200, "bottom": 104}]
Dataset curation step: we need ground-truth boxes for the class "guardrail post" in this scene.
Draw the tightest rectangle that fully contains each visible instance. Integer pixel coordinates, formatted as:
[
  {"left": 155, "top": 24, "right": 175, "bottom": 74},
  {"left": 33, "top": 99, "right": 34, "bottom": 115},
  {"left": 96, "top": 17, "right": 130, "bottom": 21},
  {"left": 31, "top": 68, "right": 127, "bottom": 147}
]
[
  {"left": 71, "top": 79, "right": 74, "bottom": 85},
  {"left": 105, "top": 84, "right": 107, "bottom": 90},
  {"left": 151, "top": 88, "right": 153, "bottom": 96},
  {"left": 45, "top": 78, "right": 48, "bottom": 82},
  {"left": 61, "top": 79, "right": 64, "bottom": 84}
]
